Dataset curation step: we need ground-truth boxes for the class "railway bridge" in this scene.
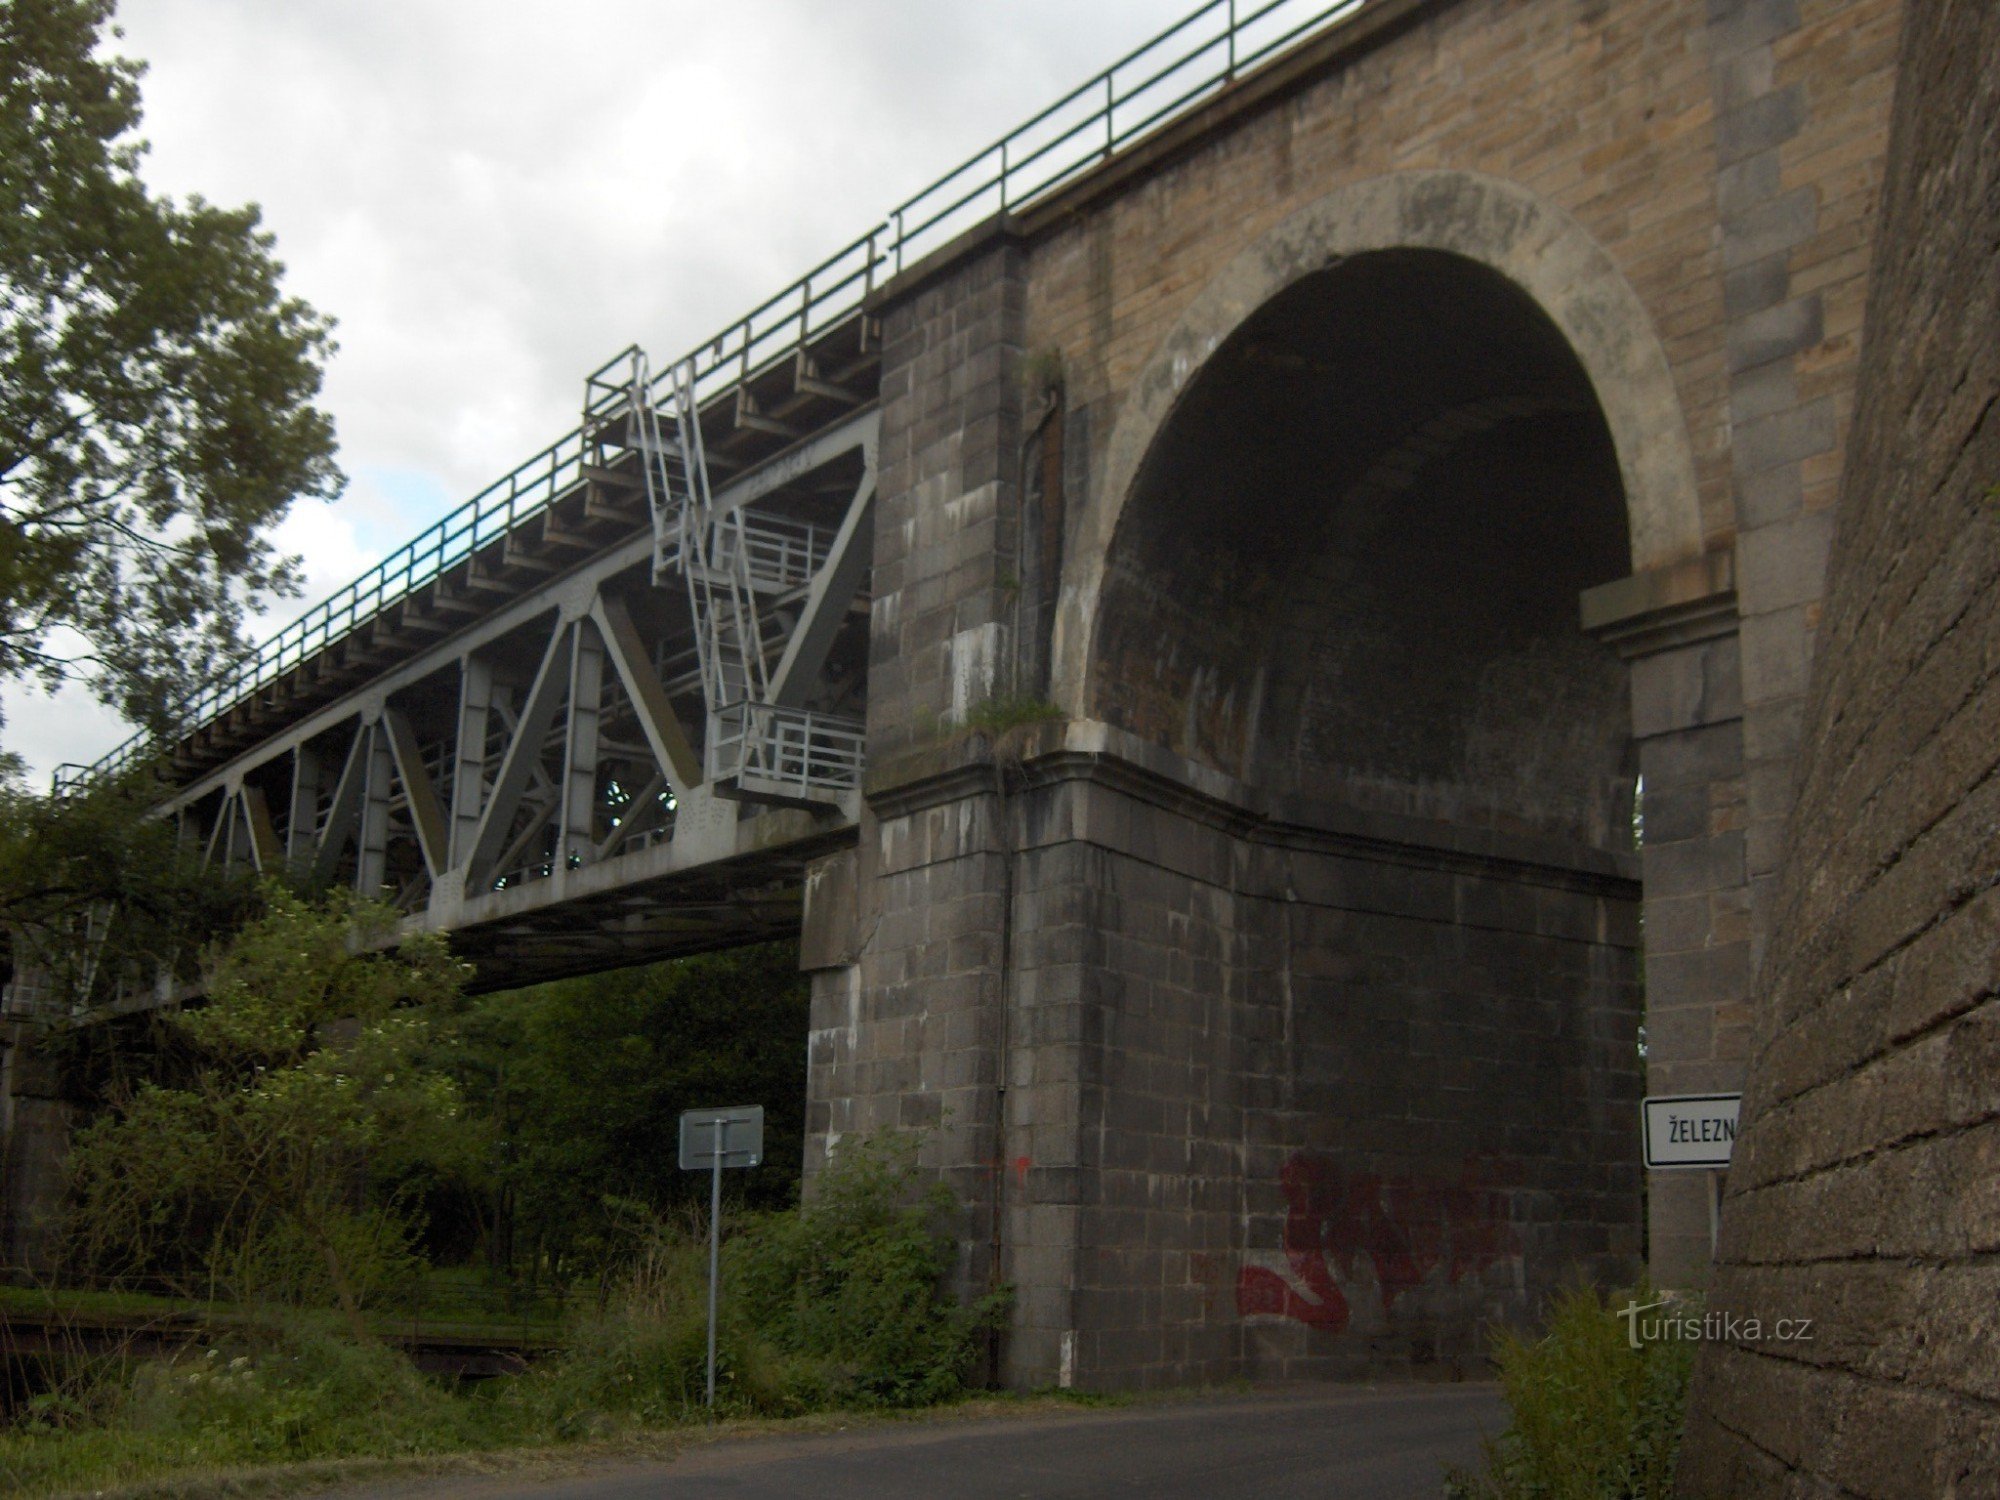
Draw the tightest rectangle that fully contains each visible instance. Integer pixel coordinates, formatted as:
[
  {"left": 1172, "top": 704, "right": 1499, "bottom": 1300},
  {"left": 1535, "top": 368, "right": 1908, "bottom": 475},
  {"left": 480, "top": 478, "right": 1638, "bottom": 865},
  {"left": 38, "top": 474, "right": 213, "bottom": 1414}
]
[{"left": 4, "top": 0, "right": 1904, "bottom": 1390}]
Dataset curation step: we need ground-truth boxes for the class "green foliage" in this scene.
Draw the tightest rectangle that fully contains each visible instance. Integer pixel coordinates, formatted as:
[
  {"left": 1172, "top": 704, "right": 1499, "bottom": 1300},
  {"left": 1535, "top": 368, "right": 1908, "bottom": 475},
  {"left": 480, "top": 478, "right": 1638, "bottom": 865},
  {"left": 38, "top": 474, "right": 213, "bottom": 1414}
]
[
  {"left": 0, "top": 0, "right": 340, "bottom": 731},
  {"left": 0, "top": 765, "right": 255, "bottom": 1014},
  {"left": 526, "top": 1208, "right": 810, "bottom": 1430},
  {"left": 731, "top": 1134, "right": 1008, "bottom": 1407},
  {"left": 446, "top": 943, "right": 810, "bottom": 1281},
  {"left": 120, "top": 1324, "right": 477, "bottom": 1462},
  {"left": 538, "top": 1134, "right": 1004, "bottom": 1427},
  {"left": 1445, "top": 1282, "right": 1695, "bottom": 1500},
  {"left": 961, "top": 694, "right": 1063, "bottom": 735},
  {"left": 0, "top": 1323, "right": 488, "bottom": 1497},
  {"left": 63, "top": 887, "right": 477, "bottom": 1328},
  {"left": 3, "top": 1136, "right": 1005, "bottom": 1495}
]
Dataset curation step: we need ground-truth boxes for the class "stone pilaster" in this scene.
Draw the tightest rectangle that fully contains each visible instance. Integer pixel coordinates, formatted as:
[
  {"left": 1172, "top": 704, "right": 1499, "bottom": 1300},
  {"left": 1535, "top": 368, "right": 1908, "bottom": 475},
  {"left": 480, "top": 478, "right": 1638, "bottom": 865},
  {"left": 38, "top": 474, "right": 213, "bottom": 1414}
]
[
  {"left": 1585, "top": 550, "right": 1750, "bottom": 1287},
  {"left": 801, "top": 235, "right": 1032, "bottom": 1339}
]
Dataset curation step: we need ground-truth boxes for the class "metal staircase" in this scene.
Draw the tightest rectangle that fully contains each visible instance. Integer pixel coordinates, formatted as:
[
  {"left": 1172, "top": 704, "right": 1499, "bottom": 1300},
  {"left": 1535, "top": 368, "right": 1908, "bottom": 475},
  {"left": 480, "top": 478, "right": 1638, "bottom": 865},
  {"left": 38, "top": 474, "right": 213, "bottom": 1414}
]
[{"left": 597, "top": 351, "right": 867, "bottom": 808}]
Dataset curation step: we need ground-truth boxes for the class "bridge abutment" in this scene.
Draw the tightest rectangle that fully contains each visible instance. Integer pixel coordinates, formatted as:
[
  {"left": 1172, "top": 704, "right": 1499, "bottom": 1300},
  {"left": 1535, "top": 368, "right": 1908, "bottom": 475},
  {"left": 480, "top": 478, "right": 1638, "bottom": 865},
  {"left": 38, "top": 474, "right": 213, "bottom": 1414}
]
[{"left": 1, "top": 1023, "right": 76, "bottom": 1273}]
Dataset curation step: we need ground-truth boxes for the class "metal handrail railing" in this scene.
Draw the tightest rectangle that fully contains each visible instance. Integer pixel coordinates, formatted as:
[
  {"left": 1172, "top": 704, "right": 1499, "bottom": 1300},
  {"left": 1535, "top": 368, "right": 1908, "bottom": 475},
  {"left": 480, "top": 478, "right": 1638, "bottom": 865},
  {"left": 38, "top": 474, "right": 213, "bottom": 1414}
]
[
  {"left": 713, "top": 702, "right": 868, "bottom": 801},
  {"left": 58, "top": 0, "right": 1371, "bottom": 795}
]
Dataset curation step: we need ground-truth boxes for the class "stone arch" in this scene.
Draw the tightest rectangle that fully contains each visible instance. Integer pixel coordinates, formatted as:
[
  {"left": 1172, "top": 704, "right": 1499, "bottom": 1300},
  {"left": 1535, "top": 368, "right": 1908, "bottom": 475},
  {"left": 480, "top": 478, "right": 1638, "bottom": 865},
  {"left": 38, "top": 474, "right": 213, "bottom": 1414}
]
[
  {"left": 1020, "top": 175, "right": 1664, "bottom": 1378},
  {"left": 1054, "top": 168, "right": 1702, "bottom": 720}
]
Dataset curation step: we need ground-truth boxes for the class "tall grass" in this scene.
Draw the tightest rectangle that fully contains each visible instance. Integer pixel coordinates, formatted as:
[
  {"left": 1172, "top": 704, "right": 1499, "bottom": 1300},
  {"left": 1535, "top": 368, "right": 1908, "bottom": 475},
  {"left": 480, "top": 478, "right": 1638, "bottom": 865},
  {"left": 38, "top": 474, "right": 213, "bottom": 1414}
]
[
  {"left": 529, "top": 1136, "right": 1006, "bottom": 1427},
  {"left": 0, "top": 1317, "right": 498, "bottom": 1496},
  {"left": 518, "top": 1207, "right": 813, "bottom": 1432}
]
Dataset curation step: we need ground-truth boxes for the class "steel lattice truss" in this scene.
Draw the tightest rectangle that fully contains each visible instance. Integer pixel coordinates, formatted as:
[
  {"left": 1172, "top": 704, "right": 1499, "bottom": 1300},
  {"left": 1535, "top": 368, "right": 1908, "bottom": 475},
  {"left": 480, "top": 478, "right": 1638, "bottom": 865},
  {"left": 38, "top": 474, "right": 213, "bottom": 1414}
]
[
  {"left": 171, "top": 400, "right": 877, "bottom": 993},
  {"left": 34, "top": 0, "right": 1387, "bottom": 1002}
]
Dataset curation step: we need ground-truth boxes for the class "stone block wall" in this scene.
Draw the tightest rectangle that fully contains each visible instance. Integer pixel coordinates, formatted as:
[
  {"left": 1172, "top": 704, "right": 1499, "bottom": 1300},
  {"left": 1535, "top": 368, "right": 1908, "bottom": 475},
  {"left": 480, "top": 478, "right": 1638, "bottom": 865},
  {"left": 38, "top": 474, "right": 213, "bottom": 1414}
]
[
  {"left": 803, "top": 236, "right": 1032, "bottom": 1312},
  {"left": 817, "top": 723, "right": 1643, "bottom": 1389},
  {"left": 1586, "top": 553, "right": 1754, "bottom": 1282},
  {"left": 809, "top": 0, "right": 1911, "bottom": 1388},
  {"left": 865, "top": 237, "right": 1026, "bottom": 759},
  {"left": 1037, "top": 745, "right": 1642, "bottom": 1387},
  {"left": 0, "top": 1025, "right": 75, "bottom": 1271},
  {"left": 801, "top": 767, "right": 1014, "bottom": 1294},
  {"left": 1017, "top": 0, "right": 1897, "bottom": 1293},
  {"left": 1711, "top": 0, "right": 1902, "bottom": 972},
  {"left": 1025, "top": 0, "right": 1899, "bottom": 579},
  {"left": 1678, "top": 3, "right": 2000, "bottom": 1491}
]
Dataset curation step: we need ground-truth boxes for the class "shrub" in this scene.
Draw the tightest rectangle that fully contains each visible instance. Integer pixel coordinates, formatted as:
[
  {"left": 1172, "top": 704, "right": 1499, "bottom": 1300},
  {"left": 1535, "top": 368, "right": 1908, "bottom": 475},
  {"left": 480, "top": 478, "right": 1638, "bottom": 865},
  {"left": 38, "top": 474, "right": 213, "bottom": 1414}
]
[
  {"left": 731, "top": 1134, "right": 1008, "bottom": 1407},
  {"left": 1446, "top": 1282, "right": 1695, "bottom": 1500},
  {"left": 63, "top": 887, "right": 476, "bottom": 1335},
  {"left": 536, "top": 1136, "right": 1004, "bottom": 1426},
  {"left": 119, "top": 1322, "right": 474, "bottom": 1461},
  {"left": 526, "top": 1210, "right": 809, "bottom": 1429}
]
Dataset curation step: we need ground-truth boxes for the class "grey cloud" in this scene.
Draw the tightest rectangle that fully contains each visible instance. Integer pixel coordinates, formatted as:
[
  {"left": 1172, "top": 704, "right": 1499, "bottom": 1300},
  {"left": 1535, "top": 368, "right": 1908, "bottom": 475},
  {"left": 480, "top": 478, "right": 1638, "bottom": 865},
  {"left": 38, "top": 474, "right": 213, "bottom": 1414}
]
[{"left": 18, "top": 0, "right": 1190, "bottom": 781}]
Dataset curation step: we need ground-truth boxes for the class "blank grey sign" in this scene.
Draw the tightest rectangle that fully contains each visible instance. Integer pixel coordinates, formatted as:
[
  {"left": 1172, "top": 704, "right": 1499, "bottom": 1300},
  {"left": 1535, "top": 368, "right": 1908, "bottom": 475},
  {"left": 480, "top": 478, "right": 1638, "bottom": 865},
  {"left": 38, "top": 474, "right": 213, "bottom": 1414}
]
[{"left": 679, "top": 1105, "right": 764, "bottom": 1170}]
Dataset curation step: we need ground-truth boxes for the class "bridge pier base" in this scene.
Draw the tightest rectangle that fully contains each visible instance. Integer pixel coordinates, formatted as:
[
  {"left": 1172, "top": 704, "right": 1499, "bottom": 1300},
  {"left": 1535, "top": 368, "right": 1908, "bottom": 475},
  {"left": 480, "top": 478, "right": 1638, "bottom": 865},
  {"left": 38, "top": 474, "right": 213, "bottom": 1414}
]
[
  {"left": 806, "top": 724, "right": 1647, "bottom": 1390},
  {"left": 1, "top": 1022, "right": 76, "bottom": 1275}
]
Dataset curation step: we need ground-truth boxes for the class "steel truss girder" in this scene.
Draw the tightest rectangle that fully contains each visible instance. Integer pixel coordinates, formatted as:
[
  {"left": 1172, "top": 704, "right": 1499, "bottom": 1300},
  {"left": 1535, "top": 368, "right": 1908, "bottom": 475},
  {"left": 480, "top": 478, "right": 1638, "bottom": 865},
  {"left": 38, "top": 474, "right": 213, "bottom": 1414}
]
[
  {"left": 166, "top": 407, "right": 873, "bottom": 805},
  {"left": 169, "top": 410, "right": 875, "bottom": 970}
]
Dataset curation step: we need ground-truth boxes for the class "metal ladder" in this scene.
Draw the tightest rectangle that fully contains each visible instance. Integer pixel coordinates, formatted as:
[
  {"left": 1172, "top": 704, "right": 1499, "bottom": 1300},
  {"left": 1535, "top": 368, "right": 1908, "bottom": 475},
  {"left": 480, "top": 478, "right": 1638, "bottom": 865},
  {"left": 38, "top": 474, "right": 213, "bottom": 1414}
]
[
  {"left": 620, "top": 355, "right": 758, "bottom": 752},
  {"left": 616, "top": 352, "right": 863, "bottom": 806}
]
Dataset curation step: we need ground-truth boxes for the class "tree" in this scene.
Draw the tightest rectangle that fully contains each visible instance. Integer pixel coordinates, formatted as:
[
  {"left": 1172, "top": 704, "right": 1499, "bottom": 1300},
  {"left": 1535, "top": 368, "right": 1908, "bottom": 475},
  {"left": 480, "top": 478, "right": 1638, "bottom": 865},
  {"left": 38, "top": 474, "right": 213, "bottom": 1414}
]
[
  {"left": 446, "top": 944, "right": 811, "bottom": 1282},
  {"left": 0, "top": 0, "right": 340, "bottom": 733},
  {"left": 65, "top": 888, "right": 477, "bottom": 1335},
  {"left": 0, "top": 767, "right": 254, "bottom": 1013}
]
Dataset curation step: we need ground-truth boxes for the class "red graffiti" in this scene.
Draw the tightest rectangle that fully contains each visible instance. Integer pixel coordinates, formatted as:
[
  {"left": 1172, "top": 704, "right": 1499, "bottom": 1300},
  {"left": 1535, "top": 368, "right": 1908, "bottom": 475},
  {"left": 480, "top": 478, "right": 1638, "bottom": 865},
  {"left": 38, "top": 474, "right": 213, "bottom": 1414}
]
[
  {"left": 985, "top": 1154, "right": 1035, "bottom": 1188},
  {"left": 1236, "top": 1154, "right": 1521, "bottom": 1331}
]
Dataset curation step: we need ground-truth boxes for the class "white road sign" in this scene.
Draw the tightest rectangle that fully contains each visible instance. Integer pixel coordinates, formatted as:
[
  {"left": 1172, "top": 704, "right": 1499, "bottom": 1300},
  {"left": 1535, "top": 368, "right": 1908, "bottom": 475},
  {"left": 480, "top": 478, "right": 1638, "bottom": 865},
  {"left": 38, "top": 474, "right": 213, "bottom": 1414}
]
[{"left": 1642, "top": 1093, "right": 1741, "bottom": 1170}]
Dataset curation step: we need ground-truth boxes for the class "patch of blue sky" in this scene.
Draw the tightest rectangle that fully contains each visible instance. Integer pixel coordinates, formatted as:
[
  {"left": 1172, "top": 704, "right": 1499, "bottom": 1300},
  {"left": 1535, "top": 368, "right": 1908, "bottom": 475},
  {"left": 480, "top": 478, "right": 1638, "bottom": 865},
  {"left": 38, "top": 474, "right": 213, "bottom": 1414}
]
[{"left": 344, "top": 464, "right": 459, "bottom": 551}]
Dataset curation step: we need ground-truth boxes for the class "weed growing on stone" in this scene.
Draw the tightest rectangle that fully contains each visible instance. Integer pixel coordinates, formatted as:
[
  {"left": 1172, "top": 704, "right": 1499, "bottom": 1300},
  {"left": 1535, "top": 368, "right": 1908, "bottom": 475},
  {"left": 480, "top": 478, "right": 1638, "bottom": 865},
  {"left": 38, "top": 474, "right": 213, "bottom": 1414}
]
[{"left": 961, "top": 694, "right": 1063, "bottom": 735}]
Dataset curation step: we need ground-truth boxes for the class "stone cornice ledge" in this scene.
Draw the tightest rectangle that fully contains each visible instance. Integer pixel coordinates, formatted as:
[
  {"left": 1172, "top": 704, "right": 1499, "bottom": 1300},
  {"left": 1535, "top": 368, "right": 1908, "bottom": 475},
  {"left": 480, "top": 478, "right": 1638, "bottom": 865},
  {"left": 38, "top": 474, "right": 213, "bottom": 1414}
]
[
  {"left": 1580, "top": 546, "right": 1738, "bottom": 660},
  {"left": 867, "top": 717, "right": 1640, "bottom": 888}
]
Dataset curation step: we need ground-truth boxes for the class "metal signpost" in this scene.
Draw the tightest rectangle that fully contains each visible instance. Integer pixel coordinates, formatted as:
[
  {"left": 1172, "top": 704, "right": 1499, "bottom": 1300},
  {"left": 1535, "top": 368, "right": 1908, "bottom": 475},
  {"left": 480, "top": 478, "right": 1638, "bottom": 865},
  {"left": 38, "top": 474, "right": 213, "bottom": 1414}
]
[
  {"left": 1641, "top": 1092, "right": 1741, "bottom": 1258},
  {"left": 678, "top": 1104, "right": 764, "bottom": 1408}
]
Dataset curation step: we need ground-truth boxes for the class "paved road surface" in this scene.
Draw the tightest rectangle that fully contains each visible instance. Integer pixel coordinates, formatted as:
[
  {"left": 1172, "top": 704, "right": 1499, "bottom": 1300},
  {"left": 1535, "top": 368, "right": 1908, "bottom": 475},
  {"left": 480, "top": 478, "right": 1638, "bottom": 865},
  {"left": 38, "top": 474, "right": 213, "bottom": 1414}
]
[{"left": 370, "top": 1385, "right": 1501, "bottom": 1500}]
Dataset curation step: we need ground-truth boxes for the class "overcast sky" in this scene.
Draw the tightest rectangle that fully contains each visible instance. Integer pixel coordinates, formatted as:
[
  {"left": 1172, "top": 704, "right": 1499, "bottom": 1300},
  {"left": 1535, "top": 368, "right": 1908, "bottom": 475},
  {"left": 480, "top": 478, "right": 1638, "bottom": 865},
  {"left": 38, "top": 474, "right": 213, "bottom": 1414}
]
[{"left": 12, "top": 0, "right": 1202, "bottom": 785}]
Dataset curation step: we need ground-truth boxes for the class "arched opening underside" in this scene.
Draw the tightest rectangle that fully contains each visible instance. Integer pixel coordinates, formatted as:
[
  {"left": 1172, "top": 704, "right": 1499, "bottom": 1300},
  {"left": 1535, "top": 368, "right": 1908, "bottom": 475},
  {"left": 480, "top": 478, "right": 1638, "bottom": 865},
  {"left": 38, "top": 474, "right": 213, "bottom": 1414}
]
[
  {"left": 1094, "top": 248, "right": 1635, "bottom": 849},
  {"left": 1070, "top": 247, "right": 1645, "bottom": 1380}
]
